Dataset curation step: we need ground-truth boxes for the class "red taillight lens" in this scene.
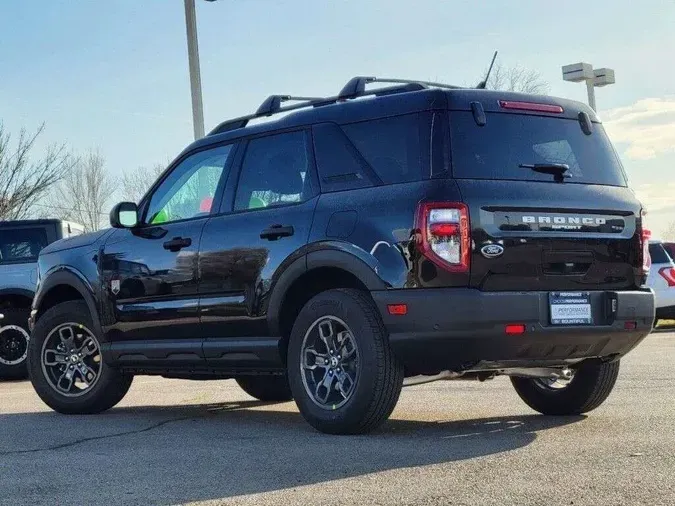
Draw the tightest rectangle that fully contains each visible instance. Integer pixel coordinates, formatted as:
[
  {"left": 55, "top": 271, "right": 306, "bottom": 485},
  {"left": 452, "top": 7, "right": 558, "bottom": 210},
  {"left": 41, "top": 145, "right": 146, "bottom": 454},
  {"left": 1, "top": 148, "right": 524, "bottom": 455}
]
[
  {"left": 387, "top": 304, "right": 408, "bottom": 315},
  {"left": 416, "top": 202, "right": 470, "bottom": 273},
  {"left": 641, "top": 228, "right": 652, "bottom": 275},
  {"left": 498, "top": 100, "right": 563, "bottom": 114},
  {"left": 658, "top": 267, "right": 675, "bottom": 287}
]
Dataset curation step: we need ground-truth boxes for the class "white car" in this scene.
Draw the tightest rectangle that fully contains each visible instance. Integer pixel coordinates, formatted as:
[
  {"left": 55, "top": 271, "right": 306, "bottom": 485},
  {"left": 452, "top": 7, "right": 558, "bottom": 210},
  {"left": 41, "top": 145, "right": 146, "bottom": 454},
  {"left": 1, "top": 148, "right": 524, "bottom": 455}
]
[{"left": 647, "top": 240, "right": 675, "bottom": 325}]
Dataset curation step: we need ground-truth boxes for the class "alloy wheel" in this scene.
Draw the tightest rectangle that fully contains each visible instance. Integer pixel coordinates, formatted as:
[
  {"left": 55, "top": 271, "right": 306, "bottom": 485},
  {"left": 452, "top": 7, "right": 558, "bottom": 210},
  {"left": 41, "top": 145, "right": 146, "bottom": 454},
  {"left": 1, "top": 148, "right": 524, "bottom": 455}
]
[
  {"left": 41, "top": 323, "right": 102, "bottom": 397},
  {"left": 300, "top": 316, "right": 360, "bottom": 410},
  {"left": 0, "top": 325, "right": 30, "bottom": 366}
]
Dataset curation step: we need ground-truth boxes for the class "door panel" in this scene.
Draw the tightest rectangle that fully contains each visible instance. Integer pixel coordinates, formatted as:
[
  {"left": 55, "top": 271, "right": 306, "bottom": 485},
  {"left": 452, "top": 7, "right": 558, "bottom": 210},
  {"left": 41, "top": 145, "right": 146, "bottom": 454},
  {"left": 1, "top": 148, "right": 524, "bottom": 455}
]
[
  {"left": 198, "top": 129, "right": 317, "bottom": 350},
  {"left": 100, "top": 219, "right": 207, "bottom": 342}
]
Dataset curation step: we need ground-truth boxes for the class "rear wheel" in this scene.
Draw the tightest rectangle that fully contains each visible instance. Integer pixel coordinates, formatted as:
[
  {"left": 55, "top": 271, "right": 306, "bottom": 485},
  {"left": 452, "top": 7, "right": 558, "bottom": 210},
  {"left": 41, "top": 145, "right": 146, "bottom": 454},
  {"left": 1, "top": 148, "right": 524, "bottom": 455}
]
[
  {"left": 287, "top": 288, "right": 404, "bottom": 435},
  {"left": 0, "top": 308, "right": 30, "bottom": 380},
  {"left": 511, "top": 361, "right": 620, "bottom": 415},
  {"left": 236, "top": 375, "right": 292, "bottom": 402},
  {"left": 28, "top": 301, "right": 133, "bottom": 414}
]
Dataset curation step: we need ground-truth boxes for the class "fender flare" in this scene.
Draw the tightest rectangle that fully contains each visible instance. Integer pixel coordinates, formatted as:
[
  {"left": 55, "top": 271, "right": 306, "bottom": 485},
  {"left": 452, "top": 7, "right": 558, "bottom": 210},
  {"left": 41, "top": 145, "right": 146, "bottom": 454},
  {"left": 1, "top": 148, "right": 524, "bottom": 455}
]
[
  {"left": 266, "top": 248, "right": 387, "bottom": 336},
  {"left": 35, "top": 268, "right": 102, "bottom": 333}
]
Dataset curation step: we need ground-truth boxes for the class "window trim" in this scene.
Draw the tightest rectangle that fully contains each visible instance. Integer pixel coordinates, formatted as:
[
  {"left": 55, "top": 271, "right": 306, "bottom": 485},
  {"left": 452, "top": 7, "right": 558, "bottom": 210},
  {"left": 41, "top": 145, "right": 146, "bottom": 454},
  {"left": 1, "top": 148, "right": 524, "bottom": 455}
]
[
  {"left": 136, "top": 141, "right": 240, "bottom": 228},
  {"left": 225, "top": 128, "right": 319, "bottom": 216}
]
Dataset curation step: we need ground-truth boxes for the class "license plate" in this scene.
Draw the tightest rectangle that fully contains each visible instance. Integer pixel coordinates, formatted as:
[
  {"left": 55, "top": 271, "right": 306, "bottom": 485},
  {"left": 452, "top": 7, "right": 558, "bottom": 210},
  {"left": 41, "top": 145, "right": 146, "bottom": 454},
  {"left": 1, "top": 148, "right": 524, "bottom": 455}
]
[{"left": 549, "top": 292, "right": 592, "bottom": 325}]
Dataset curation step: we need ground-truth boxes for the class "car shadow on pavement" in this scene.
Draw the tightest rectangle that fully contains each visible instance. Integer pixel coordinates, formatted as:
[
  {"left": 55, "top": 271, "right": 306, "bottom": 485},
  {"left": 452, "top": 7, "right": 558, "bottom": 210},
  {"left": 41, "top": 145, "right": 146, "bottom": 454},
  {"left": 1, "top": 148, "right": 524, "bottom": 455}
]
[{"left": 0, "top": 402, "right": 584, "bottom": 506}]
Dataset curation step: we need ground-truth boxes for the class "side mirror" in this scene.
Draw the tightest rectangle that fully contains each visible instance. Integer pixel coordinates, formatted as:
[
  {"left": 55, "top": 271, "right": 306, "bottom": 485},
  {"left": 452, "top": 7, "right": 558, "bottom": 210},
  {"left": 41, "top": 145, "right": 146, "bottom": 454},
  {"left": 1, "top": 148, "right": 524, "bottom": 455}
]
[{"left": 110, "top": 202, "right": 139, "bottom": 229}]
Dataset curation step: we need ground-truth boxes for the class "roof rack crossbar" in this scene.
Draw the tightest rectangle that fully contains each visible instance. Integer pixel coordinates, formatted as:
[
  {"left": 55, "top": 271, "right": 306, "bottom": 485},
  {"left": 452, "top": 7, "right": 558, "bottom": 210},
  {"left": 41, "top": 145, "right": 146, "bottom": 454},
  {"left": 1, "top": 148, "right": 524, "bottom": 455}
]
[
  {"left": 338, "top": 76, "right": 463, "bottom": 99},
  {"left": 256, "top": 94, "right": 325, "bottom": 116}
]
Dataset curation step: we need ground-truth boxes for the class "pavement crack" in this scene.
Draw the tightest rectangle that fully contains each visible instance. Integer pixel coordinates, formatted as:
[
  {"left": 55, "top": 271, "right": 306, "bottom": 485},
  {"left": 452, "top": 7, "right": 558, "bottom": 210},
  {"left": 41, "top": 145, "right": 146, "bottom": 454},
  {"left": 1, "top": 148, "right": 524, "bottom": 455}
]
[{"left": 0, "top": 415, "right": 195, "bottom": 456}]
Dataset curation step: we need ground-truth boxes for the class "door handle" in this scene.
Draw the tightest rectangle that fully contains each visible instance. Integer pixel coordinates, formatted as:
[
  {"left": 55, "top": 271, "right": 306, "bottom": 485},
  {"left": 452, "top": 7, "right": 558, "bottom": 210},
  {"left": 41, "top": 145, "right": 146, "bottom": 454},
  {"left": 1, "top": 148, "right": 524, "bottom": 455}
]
[
  {"left": 163, "top": 237, "right": 192, "bottom": 251},
  {"left": 260, "top": 224, "right": 294, "bottom": 241}
]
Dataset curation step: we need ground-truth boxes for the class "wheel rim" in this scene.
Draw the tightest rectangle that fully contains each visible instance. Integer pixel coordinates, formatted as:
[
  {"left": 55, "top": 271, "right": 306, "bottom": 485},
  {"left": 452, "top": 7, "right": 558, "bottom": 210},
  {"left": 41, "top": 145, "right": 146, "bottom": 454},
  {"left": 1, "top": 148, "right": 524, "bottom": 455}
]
[
  {"left": 300, "top": 316, "right": 360, "bottom": 410},
  {"left": 40, "top": 323, "right": 102, "bottom": 397},
  {"left": 0, "top": 325, "right": 30, "bottom": 366}
]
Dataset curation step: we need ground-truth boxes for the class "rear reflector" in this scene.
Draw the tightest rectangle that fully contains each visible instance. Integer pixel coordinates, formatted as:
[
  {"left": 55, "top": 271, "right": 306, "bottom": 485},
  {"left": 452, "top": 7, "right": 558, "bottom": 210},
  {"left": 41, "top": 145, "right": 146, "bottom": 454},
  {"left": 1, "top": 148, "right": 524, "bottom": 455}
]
[
  {"left": 624, "top": 321, "right": 637, "bottom": 330},
  {"left": 658, "top": 267, "right": 675, "bottom": 287},
  {"left": 499, "top": 100, "right": 563, "bottom": 114},
  {"left": 387, "top": 304, "right": 408, "bottom": 316},
  {"left": 505, "top": 324, "right": 526, "bottom": 335}
]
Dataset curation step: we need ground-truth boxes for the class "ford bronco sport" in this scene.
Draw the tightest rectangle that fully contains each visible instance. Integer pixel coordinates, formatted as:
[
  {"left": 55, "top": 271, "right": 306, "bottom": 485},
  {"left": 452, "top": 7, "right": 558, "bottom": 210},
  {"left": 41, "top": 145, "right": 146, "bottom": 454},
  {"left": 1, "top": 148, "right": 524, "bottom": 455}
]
[{"left": 27, "top": 77, "right": 654, "bottom": 434}]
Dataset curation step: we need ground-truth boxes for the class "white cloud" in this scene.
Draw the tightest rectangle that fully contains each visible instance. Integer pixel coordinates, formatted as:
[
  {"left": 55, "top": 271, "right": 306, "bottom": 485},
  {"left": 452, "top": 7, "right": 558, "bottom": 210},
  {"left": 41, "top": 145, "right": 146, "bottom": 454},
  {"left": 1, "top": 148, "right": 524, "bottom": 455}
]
[{"left": 603, "top": 97, "right": 675, "bottom": 160}]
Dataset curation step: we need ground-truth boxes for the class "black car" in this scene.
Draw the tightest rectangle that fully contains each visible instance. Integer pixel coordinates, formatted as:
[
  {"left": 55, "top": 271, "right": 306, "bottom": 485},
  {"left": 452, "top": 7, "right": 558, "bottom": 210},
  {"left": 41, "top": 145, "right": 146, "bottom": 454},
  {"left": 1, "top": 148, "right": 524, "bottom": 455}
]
[{"left": 27, "top": 77, "right": 654, "bottom": 434}]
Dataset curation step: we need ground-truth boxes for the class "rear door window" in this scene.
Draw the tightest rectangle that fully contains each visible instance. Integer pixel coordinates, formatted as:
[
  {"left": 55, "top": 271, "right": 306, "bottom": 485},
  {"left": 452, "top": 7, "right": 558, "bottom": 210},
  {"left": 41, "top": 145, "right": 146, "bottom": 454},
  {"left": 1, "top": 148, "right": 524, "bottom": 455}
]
[
  {"left": 449, "top": 112, "right": 627, "bottom": 186},
  {"left": 0, "top": 228, "right": 48, "bottom": 264}
]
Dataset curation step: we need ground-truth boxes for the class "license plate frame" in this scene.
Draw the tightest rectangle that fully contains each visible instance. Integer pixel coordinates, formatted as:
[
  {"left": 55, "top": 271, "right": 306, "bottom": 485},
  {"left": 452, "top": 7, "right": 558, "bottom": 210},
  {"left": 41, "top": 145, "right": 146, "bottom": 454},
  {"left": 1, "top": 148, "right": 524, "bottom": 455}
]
[{"left": 549, "top": 292, "right": 593, "bottom": 325}]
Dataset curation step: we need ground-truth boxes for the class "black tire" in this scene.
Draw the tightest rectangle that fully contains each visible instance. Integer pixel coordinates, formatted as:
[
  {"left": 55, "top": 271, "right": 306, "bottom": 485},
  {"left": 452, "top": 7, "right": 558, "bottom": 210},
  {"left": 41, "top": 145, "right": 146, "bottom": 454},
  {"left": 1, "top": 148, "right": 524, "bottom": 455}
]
[
  {"left": 28, "top": 301, "right": 133, "bottom": 414},
  {"left": 287, "top": 288, "right": 404, "bottom": 435},
  {"left": 0, "top": 308, "right": 30, "bottom": 380},
  {"left": 511, "top": 361, "right": 620, "bottom": 416},
  {"left": 236, "top": 375, "right": 293, "bottom": 402}
]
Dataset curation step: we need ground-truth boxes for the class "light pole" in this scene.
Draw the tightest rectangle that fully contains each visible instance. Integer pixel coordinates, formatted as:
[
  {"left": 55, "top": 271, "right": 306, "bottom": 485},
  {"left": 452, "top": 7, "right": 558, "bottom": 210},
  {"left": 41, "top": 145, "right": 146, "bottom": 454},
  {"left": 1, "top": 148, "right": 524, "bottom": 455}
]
[
  {"left": 184, "top": 0, "right": 217, "bottom": 140},
  {"left": 562, "top": 62, "right": 615, "bottom": 111}
]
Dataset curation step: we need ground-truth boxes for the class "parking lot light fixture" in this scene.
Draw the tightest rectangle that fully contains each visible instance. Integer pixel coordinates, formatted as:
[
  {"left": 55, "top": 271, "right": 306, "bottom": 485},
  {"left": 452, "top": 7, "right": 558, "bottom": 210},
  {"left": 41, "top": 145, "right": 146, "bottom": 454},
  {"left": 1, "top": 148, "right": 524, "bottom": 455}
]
[{"left": 562, "top": 62, "right": 615, "bottom": 111}]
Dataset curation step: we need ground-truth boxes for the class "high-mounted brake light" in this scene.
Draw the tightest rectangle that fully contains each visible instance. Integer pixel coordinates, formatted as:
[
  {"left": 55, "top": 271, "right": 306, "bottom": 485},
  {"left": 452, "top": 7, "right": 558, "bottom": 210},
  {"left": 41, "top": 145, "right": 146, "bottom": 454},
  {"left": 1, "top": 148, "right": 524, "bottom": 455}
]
[
  {"left": 416, "top": 202, "right": 470, "bottom": 273},
  {"left": 499, "top": 100, "right": 563, "bottom": 114},
  {"left": 658, "top": 267, "right": 675, "bottom": 287}
]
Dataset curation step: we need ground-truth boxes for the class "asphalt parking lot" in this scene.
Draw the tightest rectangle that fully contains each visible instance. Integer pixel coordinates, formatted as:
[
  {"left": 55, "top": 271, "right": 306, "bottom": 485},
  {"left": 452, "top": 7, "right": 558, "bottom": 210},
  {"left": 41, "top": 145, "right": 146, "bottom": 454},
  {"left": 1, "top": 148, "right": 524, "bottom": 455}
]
[{"left": 1, "top": 332, "right": 674, "bottom": 506}]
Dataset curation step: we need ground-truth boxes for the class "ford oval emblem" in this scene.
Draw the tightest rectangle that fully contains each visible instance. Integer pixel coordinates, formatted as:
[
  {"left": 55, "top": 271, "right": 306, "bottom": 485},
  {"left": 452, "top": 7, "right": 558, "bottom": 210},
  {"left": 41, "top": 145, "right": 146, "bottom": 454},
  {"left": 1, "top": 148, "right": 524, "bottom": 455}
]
[{"left": 481, "top": 244, "right": 504, "bottom": 258}]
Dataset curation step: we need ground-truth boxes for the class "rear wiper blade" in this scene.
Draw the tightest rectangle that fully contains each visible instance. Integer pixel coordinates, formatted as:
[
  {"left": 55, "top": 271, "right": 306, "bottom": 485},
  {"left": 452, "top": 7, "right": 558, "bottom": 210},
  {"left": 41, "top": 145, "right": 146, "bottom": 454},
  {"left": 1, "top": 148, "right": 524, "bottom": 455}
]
[{"left": 519, "top": 163, "right": 571, "bottom": 181}]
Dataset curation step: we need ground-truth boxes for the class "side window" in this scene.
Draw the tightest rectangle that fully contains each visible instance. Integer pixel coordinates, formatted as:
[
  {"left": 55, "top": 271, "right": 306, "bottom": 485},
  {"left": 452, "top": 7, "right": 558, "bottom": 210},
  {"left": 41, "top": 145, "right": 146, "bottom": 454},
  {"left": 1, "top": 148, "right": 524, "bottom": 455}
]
[
  {"left": 0, "top": 228, "right": 48, "bottom": 264},
  {"left": 313, "top": 123, "right": 375, "bottom": 193},
  {"left": 341, "top": 113, "right": 431, "bottom": 184},
  {"left": 145, "top": 145, "right": 233, "bottom": 225},
  {"left": 234, "top": 131, "right": 311, "bottom": 211}
]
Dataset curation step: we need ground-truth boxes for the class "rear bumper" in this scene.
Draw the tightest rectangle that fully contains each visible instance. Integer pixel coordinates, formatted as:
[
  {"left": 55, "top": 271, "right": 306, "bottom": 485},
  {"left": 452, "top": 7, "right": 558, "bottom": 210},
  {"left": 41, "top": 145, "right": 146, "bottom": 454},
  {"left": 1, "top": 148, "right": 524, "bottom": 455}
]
[{"left": 371, "top": 288, "right": 654, "bottom": 374}]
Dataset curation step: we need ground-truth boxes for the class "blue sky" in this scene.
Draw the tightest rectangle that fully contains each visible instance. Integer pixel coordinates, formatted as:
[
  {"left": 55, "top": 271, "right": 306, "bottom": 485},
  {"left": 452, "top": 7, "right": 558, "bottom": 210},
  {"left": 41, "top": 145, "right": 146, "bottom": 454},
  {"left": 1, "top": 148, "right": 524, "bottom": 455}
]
[{"left": 1, "top": 0, "right": 674, "bottom": 233}]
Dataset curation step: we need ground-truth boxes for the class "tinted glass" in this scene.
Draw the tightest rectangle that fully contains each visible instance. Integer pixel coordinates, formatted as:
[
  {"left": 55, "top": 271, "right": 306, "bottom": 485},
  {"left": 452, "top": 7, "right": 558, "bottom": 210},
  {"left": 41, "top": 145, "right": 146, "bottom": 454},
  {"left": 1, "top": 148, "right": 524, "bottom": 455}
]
[
  {"left": 342, "top": 113, "right": 430, "bottom": 184},
  {"left": 450, "top": 112, "right": 627, "bottom": 186},
  {"left": 0, "top": 228, "right": 48, "bottom": 264},
  {"left": 313, "top": 123, "right": 374, "bottom": 193},
  {"left": 234, "top": 131, "right": 311, "bottom": 211},
  {"left": 146, "top": 145, "right": 232, "bottom": 224},
  {"left": 649, "top": 243, "right": 672, "bottom": 264}
]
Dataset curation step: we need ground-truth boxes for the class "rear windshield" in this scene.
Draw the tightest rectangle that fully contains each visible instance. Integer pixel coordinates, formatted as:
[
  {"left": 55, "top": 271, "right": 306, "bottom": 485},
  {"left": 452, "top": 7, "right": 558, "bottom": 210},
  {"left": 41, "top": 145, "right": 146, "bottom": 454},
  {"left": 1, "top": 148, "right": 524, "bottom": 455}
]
[
  {"left": 649, "top": 243, "right": 672, "bottom": 264},
  {"left": 449, "top": 112, "right": 627, "bottom": 186},
  {"left": 0, "top": 227, "right": 48, "bottom": 264}
]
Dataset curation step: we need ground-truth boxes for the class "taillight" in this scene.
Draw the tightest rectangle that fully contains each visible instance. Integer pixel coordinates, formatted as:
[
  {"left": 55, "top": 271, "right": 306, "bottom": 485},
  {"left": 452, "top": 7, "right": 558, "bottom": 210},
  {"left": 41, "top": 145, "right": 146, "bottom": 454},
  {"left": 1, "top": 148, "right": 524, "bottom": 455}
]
[
  {"left": 658, "top": 267, "right": 675, "bottom": 287},
  {"left": 641, "top": 228, "right": 651, "bottom": 275},
  {"left": 416, "top": 202, "right": 470, "bottom": 272}
]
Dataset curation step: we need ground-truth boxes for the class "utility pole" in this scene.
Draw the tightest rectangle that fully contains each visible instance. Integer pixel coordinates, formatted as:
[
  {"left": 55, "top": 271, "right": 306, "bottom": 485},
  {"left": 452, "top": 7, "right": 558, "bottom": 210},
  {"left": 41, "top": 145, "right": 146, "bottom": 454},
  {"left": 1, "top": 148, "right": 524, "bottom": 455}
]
[{"left": 184, "top": 0, "right": 205, "bottom": 139}]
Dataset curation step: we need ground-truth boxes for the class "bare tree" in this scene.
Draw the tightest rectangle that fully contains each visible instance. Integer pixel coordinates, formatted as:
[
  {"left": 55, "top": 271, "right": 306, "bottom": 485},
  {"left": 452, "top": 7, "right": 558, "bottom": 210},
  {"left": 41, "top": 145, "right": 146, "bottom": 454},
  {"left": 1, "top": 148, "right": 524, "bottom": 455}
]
[
  {"left": 121, "top": 164, "right": 165, "bottom": 203},
  {"left": 48, "top": 151, "right": 115, "bottom": 232},
  {"left": 663, "top": 221, "right": 675, "bottom": 242},
  {"left": 0, "top": 123, "right": 73, "bottom": 220},
  {"left": 486, "top": 63, "right": 550, "bottom": 94}
]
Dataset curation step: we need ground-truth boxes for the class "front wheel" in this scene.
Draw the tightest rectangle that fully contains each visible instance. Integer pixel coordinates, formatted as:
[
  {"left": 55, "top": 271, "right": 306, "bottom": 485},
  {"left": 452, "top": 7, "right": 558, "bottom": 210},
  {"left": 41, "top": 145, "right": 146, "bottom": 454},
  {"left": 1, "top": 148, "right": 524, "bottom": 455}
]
[
  {"left": 0, "top": 308, "right": 31, "bottom": 380},
  {"left": 511, "top": 361, "right": 620, "bottom": 416},
  {"left": 287, "top": 288, "right": 404, "bottom": 435},
  {"left": 28, "top": 301, "right": 133, "bottom": 414}
]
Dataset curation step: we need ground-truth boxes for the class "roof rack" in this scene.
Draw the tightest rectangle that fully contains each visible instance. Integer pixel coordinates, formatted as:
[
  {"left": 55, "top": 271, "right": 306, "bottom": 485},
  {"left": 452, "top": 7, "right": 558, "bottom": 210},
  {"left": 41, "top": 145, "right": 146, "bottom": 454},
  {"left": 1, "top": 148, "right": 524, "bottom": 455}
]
[
  {"left": 337, "top": 76, "right": 463, "bottom": 100},
  {"left": 208, "top": 76, "right": 461, "bottom": 136}
]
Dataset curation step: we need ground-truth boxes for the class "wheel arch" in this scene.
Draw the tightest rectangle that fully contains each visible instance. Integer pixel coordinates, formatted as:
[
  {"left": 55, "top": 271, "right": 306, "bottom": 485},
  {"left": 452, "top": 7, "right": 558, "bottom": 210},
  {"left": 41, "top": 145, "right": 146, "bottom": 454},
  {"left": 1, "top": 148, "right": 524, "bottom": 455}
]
[
  {"left": 267, "top": 248, "right": 388, "bottom": 362},
  {"left": 0, "top": 288, "right": 35, "bottom": 310},
  {"left": 34, "top": 269, "right": 101, "bottom": 332}
]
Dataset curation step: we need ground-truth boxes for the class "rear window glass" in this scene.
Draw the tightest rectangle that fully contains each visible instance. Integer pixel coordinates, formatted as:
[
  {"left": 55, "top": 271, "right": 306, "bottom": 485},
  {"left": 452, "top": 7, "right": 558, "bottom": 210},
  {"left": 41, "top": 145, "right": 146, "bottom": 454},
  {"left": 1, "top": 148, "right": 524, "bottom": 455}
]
[
  {"left": 341, "top": 113, "right": 430, "bottom": 185},
  {"left": 0, "top": 228, "right": 48, "bottom": 264},
  {"left": 649, "top": 243, "right": 672, "bottom": 264},
  {"left": 449, "top": 112, "right": 627, "bottom": 186}
]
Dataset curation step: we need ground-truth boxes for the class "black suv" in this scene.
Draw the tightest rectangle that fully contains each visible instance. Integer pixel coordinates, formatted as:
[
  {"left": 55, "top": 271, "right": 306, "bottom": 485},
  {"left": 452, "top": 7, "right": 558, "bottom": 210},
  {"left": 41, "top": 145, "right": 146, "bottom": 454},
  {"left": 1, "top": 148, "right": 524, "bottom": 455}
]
[{"left": 27, "top": 77, "right": 654, "bottom": 434}]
